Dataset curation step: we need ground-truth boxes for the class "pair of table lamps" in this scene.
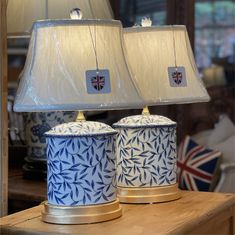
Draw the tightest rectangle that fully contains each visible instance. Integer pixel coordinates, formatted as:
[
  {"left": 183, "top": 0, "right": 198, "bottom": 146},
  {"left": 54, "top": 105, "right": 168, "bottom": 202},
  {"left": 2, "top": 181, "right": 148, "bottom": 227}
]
[{"left": 11, "top": 2, "right": 209, "bottom": 225}]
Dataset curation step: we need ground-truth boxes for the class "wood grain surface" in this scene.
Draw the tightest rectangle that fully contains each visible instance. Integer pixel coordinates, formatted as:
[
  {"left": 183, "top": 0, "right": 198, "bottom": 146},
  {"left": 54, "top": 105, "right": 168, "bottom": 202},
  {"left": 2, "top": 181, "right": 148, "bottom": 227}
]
[{"left": 1, "top": 191, "right": 235, "bottom": 235}]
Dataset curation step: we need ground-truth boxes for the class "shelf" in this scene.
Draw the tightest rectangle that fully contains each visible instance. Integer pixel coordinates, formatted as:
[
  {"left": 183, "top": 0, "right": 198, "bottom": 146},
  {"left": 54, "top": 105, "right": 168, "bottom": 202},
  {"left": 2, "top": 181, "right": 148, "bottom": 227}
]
[{"left": 8, "top": 167, "right": 47, "bottom": 214}]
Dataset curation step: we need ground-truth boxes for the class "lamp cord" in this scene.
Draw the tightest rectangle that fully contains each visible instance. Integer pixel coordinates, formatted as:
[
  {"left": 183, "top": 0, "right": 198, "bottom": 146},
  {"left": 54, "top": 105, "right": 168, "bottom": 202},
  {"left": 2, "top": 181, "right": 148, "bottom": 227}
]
[
  {"left": 45, "top": 0, "right": 48, "bottom": 19},
  {"left": 172, "top": 26, "right": 178, "bottom": 69},
  {"left": 88, "top": 23, "right": 99, "bottom": 71}
]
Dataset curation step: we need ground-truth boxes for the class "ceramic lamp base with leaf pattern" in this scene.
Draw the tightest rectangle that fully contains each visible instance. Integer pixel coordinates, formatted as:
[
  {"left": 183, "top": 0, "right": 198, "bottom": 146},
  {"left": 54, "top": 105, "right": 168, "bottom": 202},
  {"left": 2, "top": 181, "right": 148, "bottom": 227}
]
[
  {"left": 113, "top": 115, "right": 181, "bottom": 203},
  {"left": 43, "top": 121, "right": 122, "bottom": 224},
  {"left": 25, "top": 111, "right": 77, "bottom": 161}
]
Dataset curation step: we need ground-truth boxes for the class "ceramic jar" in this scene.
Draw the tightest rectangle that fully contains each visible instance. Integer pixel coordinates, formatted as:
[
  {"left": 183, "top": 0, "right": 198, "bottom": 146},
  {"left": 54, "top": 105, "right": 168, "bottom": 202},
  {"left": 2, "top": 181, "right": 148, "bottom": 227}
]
[
  {"left": 24, "top": 111, "right": 76, "bottom": 161},
  {"left": 45, "top": 121, "right": 117, "bottom": 206},
  {"left": 113, "top": 115, "right": 177, "bottom": 188}
]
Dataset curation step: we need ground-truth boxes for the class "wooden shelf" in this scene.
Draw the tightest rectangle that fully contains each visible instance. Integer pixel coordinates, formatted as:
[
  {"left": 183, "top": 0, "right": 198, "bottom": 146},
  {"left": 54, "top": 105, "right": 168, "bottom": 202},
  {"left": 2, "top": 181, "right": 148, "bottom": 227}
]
[
  {"left": 8, "top": 167, "right": 47, "bottom": 214},
  {"left": 7, "top": 48, "right": 27, "bottom": 55}
]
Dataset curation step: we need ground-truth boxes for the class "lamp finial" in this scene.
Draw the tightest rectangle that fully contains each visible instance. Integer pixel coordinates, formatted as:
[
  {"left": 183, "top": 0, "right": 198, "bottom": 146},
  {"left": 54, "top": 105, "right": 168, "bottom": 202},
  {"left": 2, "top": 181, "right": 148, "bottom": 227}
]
[
  {"left": 141, "top": 17, "right": 152, "bottom": 27},
  {"left": 70, "top": 8, "right": 83, "bottom": 19}
]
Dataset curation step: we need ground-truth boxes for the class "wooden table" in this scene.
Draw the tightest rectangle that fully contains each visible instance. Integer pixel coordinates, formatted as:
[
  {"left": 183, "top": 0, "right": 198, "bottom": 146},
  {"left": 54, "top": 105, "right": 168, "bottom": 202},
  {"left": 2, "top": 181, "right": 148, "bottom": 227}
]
[{"left": 1, "top": 191, "right": 235, "bottom": 235}]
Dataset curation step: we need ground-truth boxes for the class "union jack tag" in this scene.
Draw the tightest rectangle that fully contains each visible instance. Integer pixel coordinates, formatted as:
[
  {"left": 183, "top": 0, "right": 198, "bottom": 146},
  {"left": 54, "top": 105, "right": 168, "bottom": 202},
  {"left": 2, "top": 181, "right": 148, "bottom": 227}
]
[
  {"left": 86, "top": 69, "right": 111, "bottom": 94},
  {"left": 168, "top": 67, "right": 187, "bottom": 87}
]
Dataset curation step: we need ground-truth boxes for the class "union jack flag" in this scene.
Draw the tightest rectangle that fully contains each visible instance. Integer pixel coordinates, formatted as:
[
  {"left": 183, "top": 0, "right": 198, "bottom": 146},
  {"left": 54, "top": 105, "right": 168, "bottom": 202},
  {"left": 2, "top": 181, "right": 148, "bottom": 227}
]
[
  {"left": 91, "top": 75, "right": 105, "bottom": 91},
  {"left": 177, "top": 136, "right": 221, "bottom": 191},
  {"left": 172, "top": 71, "right": 182, "bottom": 84}
]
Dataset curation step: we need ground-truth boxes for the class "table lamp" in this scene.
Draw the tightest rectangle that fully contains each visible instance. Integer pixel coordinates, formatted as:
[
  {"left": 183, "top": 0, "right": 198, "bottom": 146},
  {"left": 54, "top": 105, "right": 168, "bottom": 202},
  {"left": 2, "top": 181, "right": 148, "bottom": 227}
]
[
  {"left": 13, "top": 19, "right": 144, "bottom": 224},
  {"left": 113, "top": 20, "right": 210, "bottom": 203},
  {"left": 7, "top": 0, "right": 114, "bottom": 179},
  {"left": 7, "top": 0, "right": 113, "bottom": 38}
]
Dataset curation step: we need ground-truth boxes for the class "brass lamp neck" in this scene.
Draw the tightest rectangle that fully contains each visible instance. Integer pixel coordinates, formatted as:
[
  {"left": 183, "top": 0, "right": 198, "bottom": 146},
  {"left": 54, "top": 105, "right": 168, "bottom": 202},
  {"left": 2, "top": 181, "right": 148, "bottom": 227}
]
[
  {"left": 76, "top": 111, "right": 86, "bottom": 122},
  {"left": 142, "top": 106, "right": 150, "bottom": 115}
]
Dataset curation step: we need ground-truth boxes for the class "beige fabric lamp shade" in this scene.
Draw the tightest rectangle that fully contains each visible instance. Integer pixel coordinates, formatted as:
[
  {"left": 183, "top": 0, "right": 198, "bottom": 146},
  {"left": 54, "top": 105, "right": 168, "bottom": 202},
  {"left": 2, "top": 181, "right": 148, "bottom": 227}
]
[
  {"left": 13, "top": 19, "right": 144, "bottom": 112},
  {"left": 123, "top": 25, "right": 210, "bottom": 105},
  {"left": 7, "top": 0, "right": 113, "bottom": 37}
]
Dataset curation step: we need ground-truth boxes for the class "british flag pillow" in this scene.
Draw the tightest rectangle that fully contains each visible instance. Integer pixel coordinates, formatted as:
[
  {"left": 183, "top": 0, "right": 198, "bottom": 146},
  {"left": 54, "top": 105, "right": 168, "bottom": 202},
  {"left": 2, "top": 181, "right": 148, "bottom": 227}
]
[{"left": 177, "top": 136, "right": 222, "bottom": 191}]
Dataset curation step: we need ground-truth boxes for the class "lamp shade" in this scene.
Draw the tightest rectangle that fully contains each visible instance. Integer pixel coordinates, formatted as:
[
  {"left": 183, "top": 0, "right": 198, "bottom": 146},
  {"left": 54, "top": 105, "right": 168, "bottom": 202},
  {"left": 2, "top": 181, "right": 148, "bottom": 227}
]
[
  {"left": 13, "top": 19, "right": 144, "bottom": 112},
  {"left": 123, "top": 25, "right": 210, "bottom": 105},
  {"left": 7, "top": 0, "right": 113, "bottom": 37}
]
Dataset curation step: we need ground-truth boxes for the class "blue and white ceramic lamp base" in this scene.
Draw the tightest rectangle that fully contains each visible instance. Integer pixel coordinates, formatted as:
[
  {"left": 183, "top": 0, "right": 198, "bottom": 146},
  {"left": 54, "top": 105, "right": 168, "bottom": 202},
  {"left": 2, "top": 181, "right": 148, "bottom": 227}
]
[
  {"left": 113, "top": 115, "right": 181, "bottom": 203},
  {"left": 41, "top": 121, "right": 122, "bottom": 224}
]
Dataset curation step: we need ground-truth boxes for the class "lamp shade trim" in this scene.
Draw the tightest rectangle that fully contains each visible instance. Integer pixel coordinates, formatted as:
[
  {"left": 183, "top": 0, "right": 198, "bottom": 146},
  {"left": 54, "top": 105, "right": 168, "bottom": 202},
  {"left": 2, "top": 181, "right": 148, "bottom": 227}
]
[
  {"left": 32, "top": 19, "right": 121, "bottom": 29},
  {"left": 13, "top": 102, "right": 145, "bottom": 112},
  {"left": 124, "top": 25, "right": 187, "bottom": 33}
]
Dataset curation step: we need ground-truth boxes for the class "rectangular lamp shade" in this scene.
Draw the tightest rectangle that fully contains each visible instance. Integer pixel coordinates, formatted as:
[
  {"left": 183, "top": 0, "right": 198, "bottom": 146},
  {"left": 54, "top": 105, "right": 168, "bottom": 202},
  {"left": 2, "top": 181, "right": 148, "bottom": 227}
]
[
  {"left": 7, "top": 0, "right": 113, "bottom": 36},
  {"left": 13, "top": 19, "right": 144, "bottom": 112},
  {"left": 123, "top": 25, "right": 210, "bottom": 105}
]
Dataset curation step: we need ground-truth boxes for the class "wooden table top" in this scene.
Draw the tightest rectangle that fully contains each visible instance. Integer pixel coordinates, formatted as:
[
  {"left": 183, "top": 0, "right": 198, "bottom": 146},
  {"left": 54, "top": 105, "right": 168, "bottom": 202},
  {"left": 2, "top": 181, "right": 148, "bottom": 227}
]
[{"left": 1, "top": 191, "right": 235, "bottom": 235}]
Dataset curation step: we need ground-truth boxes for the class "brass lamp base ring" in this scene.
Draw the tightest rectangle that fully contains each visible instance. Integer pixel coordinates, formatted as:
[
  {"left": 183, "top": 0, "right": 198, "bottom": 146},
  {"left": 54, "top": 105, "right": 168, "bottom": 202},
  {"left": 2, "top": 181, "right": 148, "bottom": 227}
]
[
  {"left": 118, "top": 184, "right": 181, "bottom": 203},
  {"left": 41, "top": 199, "right": 122, "bottom": 224}
]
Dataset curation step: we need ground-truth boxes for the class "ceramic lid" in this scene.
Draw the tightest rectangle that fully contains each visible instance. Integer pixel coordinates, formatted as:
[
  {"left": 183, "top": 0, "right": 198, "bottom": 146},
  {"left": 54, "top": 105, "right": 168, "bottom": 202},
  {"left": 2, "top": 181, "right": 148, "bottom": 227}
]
[
  {"left": 113, "top": 115, "right": 176, "bottom": 128},
  {"left": 45, "top": 121, "right": 117, "bottom": 137}
]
